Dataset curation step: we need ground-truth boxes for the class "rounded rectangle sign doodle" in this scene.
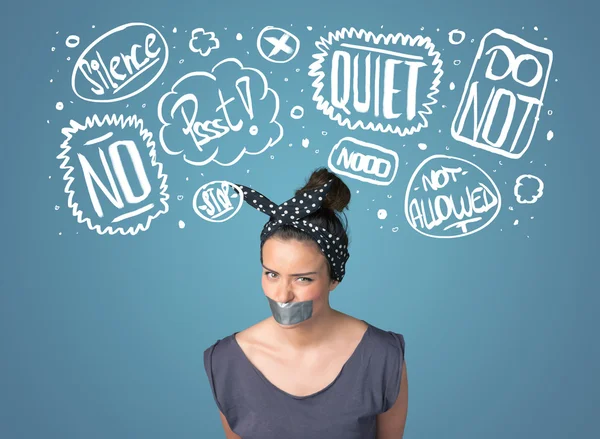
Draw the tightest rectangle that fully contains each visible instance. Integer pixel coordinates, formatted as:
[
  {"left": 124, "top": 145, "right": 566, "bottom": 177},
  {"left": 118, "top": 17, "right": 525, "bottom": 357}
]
[
  {"left": 328, "top": 136, "right": 399, "bottom": 186},
  {"left": 450, "top": 29, "right": 553, "bottom": 159},
  {"left": 72, "top": 23, "right": 169, "bottom": 103},
  {"left": 404, "top": 154, "right": 501, "bottom": 238},
  {"left": 309, "top": 27, "right": 443, "bottom": 136}
]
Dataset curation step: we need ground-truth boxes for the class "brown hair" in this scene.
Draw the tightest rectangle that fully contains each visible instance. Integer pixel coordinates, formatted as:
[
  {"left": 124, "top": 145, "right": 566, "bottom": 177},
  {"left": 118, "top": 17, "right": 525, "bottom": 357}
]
[{"left": 260, "top": 167, "right": 351, "bottom": 281}]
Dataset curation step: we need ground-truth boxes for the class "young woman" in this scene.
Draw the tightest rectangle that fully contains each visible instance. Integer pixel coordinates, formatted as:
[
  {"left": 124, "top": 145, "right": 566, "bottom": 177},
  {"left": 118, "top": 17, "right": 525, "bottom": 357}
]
[{"left": 203, "top": 167, "right": 408, "bottom": 439}]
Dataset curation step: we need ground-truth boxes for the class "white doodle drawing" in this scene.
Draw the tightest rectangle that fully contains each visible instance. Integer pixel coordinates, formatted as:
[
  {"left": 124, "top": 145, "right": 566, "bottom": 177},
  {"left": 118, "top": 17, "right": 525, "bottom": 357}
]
[
  {"left": 65, "top": 35, "right": 80, "bottom": 48},
  {"left": 308, "top": 27, "right": 443, "bottom": 136},
  {"left": 57, "top": 114, "right": 169, "bottom": 235},
  {"left": 328, "top": 136, "right": 399, "bottom": 186},
  {"left": 72, "top": 23, "right": 168, "bottom": 103},
  {"left": 257, "top": 26, "right": 300, "bottom": 63},
  {"left": 451, "top": 29, "right": 553, "bottom": 159},
  {"left": 404, "top": 154, "right": 501, "bottom": 238},
  {"left": 514, "top": 174, "right": 544, "bottom": 204},
  {"left": 448, "top": 29, "right": 466, "bottom": 45},
  {"left": 302, "top": 138, "right": 310, "bottom": 147},
  {"left": 290, "top": 105, "right": 304, "bottom": 119},
  {"left": 157, "top": 58, "right": 283, "bottom": 166},
  {"left": 547, "top": 130, "right": 554, "bottom": 141},
  {"left": 189, "top": 28, "right": 220, "bottom": 56},
  {"left": 193, "top": 181, "right": 244, "bottom": 222}
]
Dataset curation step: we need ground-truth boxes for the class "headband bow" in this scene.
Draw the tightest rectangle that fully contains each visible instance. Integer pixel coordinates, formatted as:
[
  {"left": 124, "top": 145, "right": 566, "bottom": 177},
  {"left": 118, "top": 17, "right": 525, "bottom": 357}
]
[{"left": 231, "top": 179, "right": 349, "bottom": 282}]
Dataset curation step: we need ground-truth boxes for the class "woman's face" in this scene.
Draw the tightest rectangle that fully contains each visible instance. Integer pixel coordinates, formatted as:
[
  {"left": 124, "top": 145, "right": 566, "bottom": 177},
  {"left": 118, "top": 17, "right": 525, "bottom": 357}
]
[{"left": 261, "top": 237, "right": 339, "bottom": 311}]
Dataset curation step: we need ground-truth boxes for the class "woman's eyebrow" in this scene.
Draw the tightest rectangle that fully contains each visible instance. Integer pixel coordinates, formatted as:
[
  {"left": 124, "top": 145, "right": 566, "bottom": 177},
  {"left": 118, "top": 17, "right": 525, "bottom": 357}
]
[{"left": 262, "top": 264, "right": 318, "bottom": 276}]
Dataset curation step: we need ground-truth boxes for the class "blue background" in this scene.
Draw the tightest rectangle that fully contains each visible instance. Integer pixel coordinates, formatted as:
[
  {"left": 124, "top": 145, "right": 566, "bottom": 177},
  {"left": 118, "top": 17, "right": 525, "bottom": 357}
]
[{"left": 1, "top": 0, "right": 598, "bottom": 437}]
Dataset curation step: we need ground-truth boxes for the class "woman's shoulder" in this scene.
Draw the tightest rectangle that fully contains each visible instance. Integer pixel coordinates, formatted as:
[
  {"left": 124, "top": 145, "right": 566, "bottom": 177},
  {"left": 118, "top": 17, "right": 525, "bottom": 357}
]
[{"left": 364, "top": 319, "right": 406, "bottom": 356}]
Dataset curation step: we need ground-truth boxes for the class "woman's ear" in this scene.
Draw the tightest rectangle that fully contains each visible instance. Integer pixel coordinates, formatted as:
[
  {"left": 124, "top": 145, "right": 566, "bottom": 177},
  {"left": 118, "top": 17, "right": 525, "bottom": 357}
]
[{"left": 329, "top": 279, "right": 340, "bottom": 291}]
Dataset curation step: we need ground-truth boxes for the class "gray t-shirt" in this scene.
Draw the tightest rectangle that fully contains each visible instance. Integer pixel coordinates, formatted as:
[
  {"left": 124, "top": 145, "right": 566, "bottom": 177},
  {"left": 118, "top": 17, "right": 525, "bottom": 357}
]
[{"left": 203, "top": 320, "right": 405, "bottom": 439}]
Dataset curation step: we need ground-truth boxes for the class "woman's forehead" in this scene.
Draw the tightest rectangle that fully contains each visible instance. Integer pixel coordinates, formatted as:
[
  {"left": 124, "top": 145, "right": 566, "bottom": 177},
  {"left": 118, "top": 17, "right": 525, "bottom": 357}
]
[{"left": 262, "top": 238, "right": 325, "bottom": 266}]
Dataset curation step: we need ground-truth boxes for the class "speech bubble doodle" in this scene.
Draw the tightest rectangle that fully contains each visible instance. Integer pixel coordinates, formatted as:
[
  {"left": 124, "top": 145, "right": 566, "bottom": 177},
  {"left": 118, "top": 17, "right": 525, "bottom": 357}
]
[
  {"left": 193, "top": 181, "right": 244, "bottom": 222},
  {"left": 514, "top": 174, "right": 544, "bottom": 204},
  {"left": 189, "top": 28, "right": 220, "bottom": 56},
  {"left": 308, "top": 27, "right": 443, "bottom": 136},
  {"left": 157, "top": 57, "right": 283, "bottom": 166},
  {"left": 57, "top": 114, "right": 170, "bottom": 235},
  {"left": 405, "top": 154, "right": 501, "bottom": 238},
  {"left": 257, "top": 26, "right": 300, "bottom": 63},
  {"left": 72, "top": 23, "right": 168, "bottom": 103},
  {"left": 451, "top": 29, "right": 553, "bottom": 159},
  {"left": 328, "top": 137, "right": 399, "bottom": 186}
]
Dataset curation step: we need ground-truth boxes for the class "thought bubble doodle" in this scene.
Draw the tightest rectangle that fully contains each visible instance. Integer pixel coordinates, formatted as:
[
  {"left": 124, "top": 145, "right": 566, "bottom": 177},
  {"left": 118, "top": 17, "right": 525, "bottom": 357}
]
[
  {"left": 189, "top": 28, "right": 220, "bottom": 56},
  {"left": 157, "top": 58, "right": 283, "bottom": 166},
  {"left": 57, "top": 114, "right": 169, "bottom": 235},
  {"left": 71, "top": 23, "right": 168, "bottom": 103},
  {"left": 405, "top": 154, "right": 501, "bottom": 238},
  {"left": 308, "top": 27, "right": 443, "bottom": 136},
  {"left": 514, "top": 174, "right": 544, "bottom": 204},
  {"left": 193, "top": 181, "right": 243, "bottom": 222},
  {"left": 451, "top": 29, "right": 553, "bottom": 159}
]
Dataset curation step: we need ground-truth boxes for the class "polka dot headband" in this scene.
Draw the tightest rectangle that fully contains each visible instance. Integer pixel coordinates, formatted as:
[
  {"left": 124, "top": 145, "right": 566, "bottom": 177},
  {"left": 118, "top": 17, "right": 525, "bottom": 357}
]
[{"left": 231, "top": 179, "right": 349, "bottom": 282}]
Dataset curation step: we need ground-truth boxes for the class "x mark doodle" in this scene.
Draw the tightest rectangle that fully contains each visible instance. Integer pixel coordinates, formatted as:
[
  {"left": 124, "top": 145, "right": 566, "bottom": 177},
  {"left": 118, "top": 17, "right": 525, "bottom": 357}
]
[
  {"left": 257, "top": 26, "right": 300, "bottom": 63},
  {"left": 264, "top": 33, "right": 294, "bottom": 57}
]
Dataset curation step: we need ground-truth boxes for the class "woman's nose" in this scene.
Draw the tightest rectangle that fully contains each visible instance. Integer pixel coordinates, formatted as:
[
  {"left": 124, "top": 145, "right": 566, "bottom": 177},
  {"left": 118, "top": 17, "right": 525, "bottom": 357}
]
[{"left": 272, "top": 281, "right": 295, "bottom": 303}]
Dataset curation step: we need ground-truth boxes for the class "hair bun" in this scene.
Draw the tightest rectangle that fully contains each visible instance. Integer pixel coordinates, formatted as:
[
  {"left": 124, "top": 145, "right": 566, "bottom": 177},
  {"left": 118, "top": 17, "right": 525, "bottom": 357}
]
[{"left": 295, "top": 167, "right": 351, "bottom": 213}]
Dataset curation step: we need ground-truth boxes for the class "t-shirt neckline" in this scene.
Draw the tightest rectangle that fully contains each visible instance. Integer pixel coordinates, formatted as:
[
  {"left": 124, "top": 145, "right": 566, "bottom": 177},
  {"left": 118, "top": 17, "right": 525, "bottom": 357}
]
[{"left": 231, "top": 320, "right": 372, "bottom": 400}]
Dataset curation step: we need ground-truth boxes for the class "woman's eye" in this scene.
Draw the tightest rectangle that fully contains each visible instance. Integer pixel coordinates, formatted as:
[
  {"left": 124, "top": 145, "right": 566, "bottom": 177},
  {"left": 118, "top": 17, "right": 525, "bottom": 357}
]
[{"left": 298, "top": 277, "right": 313, "bottom": 282}]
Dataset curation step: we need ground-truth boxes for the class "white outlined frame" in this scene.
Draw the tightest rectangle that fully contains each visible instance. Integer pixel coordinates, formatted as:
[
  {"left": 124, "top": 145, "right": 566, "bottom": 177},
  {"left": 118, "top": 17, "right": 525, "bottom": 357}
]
[
  {"left": 450, "top": 29, "right": 553, "bottom": 159},
  {"left": 157, "top": 57, "right": 283, "bottom": 167},
  {"left": 404, "top": 154, "right": 502, "bottom": 239},
  {"left": 328, "top": 136, "right": 399, "bottom": 186},
  {"left": 71, "top": 23, "right": 169, "bottom": 103},
  {"left": 308, "top": 27, "right": 444, "bottom": 136},
  {"left": 256, "top": 26, "right": 300, "bottom": 63},
  {"left": 57, "top": 114, "right": 170, "bottom": 235},
  {"left": 193, "top": 181, "right": 244, "bottom": 222}
]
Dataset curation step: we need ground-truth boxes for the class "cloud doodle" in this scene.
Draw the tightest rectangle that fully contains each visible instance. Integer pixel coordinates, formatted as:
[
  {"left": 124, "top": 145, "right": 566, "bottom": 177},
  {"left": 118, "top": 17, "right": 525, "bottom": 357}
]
[
  {"left": 157, "top": 57, "right": 283, "bottom": 166},
  {"left": 514, "top": 174, "right": 544, "bottom": 204},
  {"left": 189, "top": 28, "right": 220, "bottom": 56}
]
